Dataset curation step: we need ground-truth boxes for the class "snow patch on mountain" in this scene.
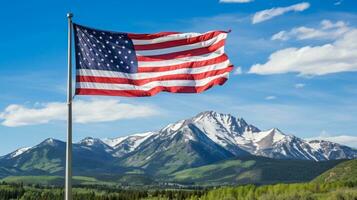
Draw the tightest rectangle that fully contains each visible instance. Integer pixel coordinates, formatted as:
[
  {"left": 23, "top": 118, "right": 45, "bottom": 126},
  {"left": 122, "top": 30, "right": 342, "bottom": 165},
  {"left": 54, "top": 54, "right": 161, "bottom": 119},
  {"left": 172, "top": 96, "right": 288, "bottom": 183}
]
[
  {"left": 9, "top": 147, "right": 31, "bottom": 158},
  {"left": 102, "top": 136, "right": 128, "bottom": 147}
]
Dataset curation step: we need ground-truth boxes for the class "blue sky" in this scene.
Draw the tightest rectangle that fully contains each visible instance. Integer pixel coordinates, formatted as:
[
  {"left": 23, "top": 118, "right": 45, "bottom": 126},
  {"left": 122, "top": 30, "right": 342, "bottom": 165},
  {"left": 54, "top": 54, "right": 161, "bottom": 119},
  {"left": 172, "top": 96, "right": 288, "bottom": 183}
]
[{"left": 0, "top": 0, "right": 357, "bottom": 155}]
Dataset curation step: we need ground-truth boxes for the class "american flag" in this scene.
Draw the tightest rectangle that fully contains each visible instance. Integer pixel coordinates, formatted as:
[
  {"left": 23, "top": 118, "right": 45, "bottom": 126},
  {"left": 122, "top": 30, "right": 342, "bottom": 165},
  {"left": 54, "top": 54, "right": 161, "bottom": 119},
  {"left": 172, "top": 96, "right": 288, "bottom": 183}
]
[{"left": 73, "top": 23, "right": 234, "bottom": 97}]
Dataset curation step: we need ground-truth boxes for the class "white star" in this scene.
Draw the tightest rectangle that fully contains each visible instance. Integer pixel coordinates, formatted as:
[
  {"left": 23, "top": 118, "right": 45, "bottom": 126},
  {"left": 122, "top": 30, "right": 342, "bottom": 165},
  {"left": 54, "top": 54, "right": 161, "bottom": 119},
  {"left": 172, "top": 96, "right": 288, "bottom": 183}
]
[
  {"left": 101, "top": 32, "right": 105, "bottom": 35},
  {"left": 105, "top": 54, "right": 108, "bottom": 57},
  {"left": 114, "top": 56, "right": 118, "bottom": 59},
  {"left": 106, "top": 41, "right": 109, "bottom": 44},
  {"left": 128, "top": 50, "right": 131, "bottom": 54},
  {"left": 88, "top": 63, "right": 91, "bottom": 66},
  {"left": 93, "top": 44, "right": 96, "bottom": 47},
  {"left": 101, "top": 58, "right": 104, "bottom": 61},
  {"left": 109, "top": 36, "right": 113, "bottom": 39},
  {"left": 98, "top": 63, "right": 101, "bottom": 66},
  {"left": 115, "top": 41, "right": 119, "bottom": 44},
  {"left": 91, "top": 58, "right": 95, "bottom": 61},
  {"left": 116, "top": 65, "right": 119, "bottom": 68},
  {"left": 124, "top": 56, "right": 128, "bottom": 59},
  {"left": 87, "top": 39, "right": 90, "bottom": 42},
  {"left": 130, "top": 61, "right": 134, "bottom": 64},
  {"left": 107, "top": 63, "right": 110, "bottom": 66},
  {"left": 89, "top": 48, "right": 93, "bottom": 51},
  {"left": 125, "top": 40, "right": 128, "bottom": 43},
  {"left": 126, "top": 66, "right": 129, "bottom": 69},
  {"left": 99, "top": 49, "right": 102, "bottom": 52},
  {"left": 120, "top": 61, "right": 124, "bottom": 64},
  {"left": 110, "top": 60, "right": 113, "bottom": 63},
  {"left": 112, "top": 46, "right": 115, "bottom": 49},
  {"left": 122, "top": 46, "right": 125, "bottom": 49},
  {"left": 118, "top": 51, "right": 122, "bottom": 54},
  {"left": 99, "top": 36, "right": 103, "bottom": 39}
]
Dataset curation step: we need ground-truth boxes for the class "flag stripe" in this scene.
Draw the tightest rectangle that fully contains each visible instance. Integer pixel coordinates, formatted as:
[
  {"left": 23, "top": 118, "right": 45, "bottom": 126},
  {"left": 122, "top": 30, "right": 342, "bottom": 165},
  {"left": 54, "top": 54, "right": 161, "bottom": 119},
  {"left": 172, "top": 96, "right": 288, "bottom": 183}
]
[
  {"left": 137, "top": 39, "right": 225, "bottom": 61},
  {"left": 77, "top": 61, "right": 231, "bottom": 79},
  {"left": 127, "top": 32, "right": 180, "bottom": 40},
  {"left": 138, "top": 47, "right": 225, "bottom": 67},
  {"left": 138, "top": 54, "right": 228, "bottom": 72},
  {"left": 76, "top": 76, "right": 228, "bottom": 97},
  {"left": 136, "top": 33, "right": 226, "bottom": 56},
  {"left": 77, "top": 65, "right": 233, "bottom": 86},
  {"left": 77, "top": 72, "right": 229, "bottom": 90},
  {"left": 131, "top": 32, "right": 220, "bottom": 44},
  {"left": 133, "top": 31, "right": 225, "bottom": 50}
]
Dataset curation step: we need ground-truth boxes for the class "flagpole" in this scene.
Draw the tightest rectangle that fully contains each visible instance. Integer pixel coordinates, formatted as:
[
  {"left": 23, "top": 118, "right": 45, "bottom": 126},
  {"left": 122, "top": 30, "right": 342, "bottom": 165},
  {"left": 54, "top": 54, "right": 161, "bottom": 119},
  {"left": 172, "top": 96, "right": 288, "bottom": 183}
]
[{"left": 65, "top": 12, "right": 73, "bottom": 200}]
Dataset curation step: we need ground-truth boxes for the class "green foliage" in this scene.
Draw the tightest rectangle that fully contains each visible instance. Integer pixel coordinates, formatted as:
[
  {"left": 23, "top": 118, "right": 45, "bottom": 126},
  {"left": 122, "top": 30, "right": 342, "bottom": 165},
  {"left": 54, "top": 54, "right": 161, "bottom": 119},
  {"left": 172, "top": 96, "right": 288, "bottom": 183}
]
[
  {"left": 313, "top": 159, "right": 357, "bottom": 183},
  {"left": 1, "top": 175, "right": 116, "bottom": 186},
  {"left": 0, "top": 181, "right": 355, "bottom": 200},
  {"left": 198, "top": 181, "right": 357, "bottom": 200},
  {"left": 171, "top": 157, "right": 343, "bottom": 185}
]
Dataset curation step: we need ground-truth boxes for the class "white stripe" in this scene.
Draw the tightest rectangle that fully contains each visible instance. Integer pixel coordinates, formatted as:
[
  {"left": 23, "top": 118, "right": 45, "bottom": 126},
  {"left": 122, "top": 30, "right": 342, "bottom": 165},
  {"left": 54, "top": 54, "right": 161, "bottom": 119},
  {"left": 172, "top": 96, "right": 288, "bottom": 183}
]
[
  {"left": 132, "top": 32, "right": 212, "bottom": 45},
  {"left": 138, "top": 47, "right": 225, "bottom": 67},
  {"left": 77, "top": 60, "right": 230, "bottom": 79},
  {"left": 77, "top": 72, "right": 229, "bottom": 91},
  {"left": 135, "top": 34, "right": 226, "bottom": 56}
]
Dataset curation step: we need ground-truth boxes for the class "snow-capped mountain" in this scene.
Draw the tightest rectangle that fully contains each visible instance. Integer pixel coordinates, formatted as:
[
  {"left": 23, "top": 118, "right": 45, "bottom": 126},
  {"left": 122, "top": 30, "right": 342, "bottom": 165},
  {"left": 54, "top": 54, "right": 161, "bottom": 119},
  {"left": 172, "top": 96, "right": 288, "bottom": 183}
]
[
  {"left": 1, "top": 111, "right": 356, "bottom": 173},
  {"left": 102, "top": 111, "right": 357, "bottom": 161},
  {"left": 0, "top": 111, "right": 356, "bottom": 180}
]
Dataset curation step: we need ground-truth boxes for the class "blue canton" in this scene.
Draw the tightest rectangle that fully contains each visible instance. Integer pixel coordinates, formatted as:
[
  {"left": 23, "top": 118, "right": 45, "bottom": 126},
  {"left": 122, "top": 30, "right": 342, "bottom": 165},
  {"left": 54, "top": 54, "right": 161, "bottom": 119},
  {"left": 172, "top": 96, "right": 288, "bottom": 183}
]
[{"left": 74, "top": 24, "right": 138, "bottom": 73}]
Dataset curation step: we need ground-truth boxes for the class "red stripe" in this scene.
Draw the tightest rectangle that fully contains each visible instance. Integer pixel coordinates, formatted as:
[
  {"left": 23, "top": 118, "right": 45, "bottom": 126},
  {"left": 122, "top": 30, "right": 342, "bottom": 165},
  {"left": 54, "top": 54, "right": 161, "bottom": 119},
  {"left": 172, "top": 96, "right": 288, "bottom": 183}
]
[
  {"left": 127, "top": 32, "right": 180, "bottom": 40},
  {"left": 133, "top": 31, "right": 225, "bottom": 50},
  {"left": 138, "top": 54, "right": 229, "bottom": 73},
  {"left": 77, "top": 66, "right": 233, "bottom": 86},
  {"left": 136, "top": 39, "right": 226, "bottom": 62},
  {"left": 75, "top": 77, "right": 228, "bottom": 97}
]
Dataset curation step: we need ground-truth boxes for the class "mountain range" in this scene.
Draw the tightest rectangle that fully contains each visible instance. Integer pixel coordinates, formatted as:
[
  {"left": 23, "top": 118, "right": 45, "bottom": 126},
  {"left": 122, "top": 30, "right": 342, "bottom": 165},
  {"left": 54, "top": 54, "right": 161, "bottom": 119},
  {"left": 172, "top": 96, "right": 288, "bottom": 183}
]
[{"left": 0, "top": 111, "right": 356, "bottom": 185}]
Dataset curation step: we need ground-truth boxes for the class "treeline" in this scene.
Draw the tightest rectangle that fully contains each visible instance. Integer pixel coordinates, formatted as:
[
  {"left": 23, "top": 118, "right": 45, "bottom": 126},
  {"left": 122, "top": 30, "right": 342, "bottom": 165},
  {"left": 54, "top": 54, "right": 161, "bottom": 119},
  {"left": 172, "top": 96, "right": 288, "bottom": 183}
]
[
  {"left": 196, "top": 181, "right": 357, "bottom": 200},
  {"left": 0, "top": 182, "right": 205, "bottom": 200},
  {"left": 0, "top": 181, "right": 356, "bottom": 200}
]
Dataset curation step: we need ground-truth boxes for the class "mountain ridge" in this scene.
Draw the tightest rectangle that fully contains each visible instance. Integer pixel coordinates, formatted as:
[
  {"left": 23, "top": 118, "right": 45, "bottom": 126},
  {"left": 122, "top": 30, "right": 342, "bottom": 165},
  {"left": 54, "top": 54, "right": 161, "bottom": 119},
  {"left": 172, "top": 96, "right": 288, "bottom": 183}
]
[
  {"left": 3, "top": 111, "right": 357, "bottom": 162},
  {"left": 102, "top": 111, "right": 357, "bottom": 161}
]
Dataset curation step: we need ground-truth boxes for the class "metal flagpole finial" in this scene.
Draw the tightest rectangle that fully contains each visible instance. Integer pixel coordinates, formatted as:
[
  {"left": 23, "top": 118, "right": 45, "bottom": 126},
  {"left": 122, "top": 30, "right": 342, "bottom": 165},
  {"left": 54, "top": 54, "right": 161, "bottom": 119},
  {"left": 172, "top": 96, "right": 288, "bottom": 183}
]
[{"left": 67, "top": 13, "right": 73, "bottom": 19}]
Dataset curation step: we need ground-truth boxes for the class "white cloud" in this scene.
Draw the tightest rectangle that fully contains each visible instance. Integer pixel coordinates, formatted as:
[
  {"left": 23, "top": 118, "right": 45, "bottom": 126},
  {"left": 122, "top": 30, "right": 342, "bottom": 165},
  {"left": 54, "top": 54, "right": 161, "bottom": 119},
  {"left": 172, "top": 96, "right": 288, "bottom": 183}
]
[
  {"left": 249, "top": 29, "right": 357, "bottom": 76},
  {"left": 334, "top": 0, "right": 343, "bottom": 5},
  {"left": 0, "top": 99, "right": 159, "bottom": 127},
  {"left": 271, "top": 20, "right": 350, "bottom": 41},
  {"left": 306, "top": 135, "right": 357, "bottom": 148},
  {"left": 219, "top": 0, "right": 253, "bottom": 3},
  {"left": 294, "top": 83, "right": 305, "bottom": 89},
  {"left": 265, "top": 96, "right": 276, "bottom": 100},
  {"left": 252, "top": 2, "right": 310, "bottom": 24},
  {"left": 234, "top": 66, "right": 243, "bottom": 75}
]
